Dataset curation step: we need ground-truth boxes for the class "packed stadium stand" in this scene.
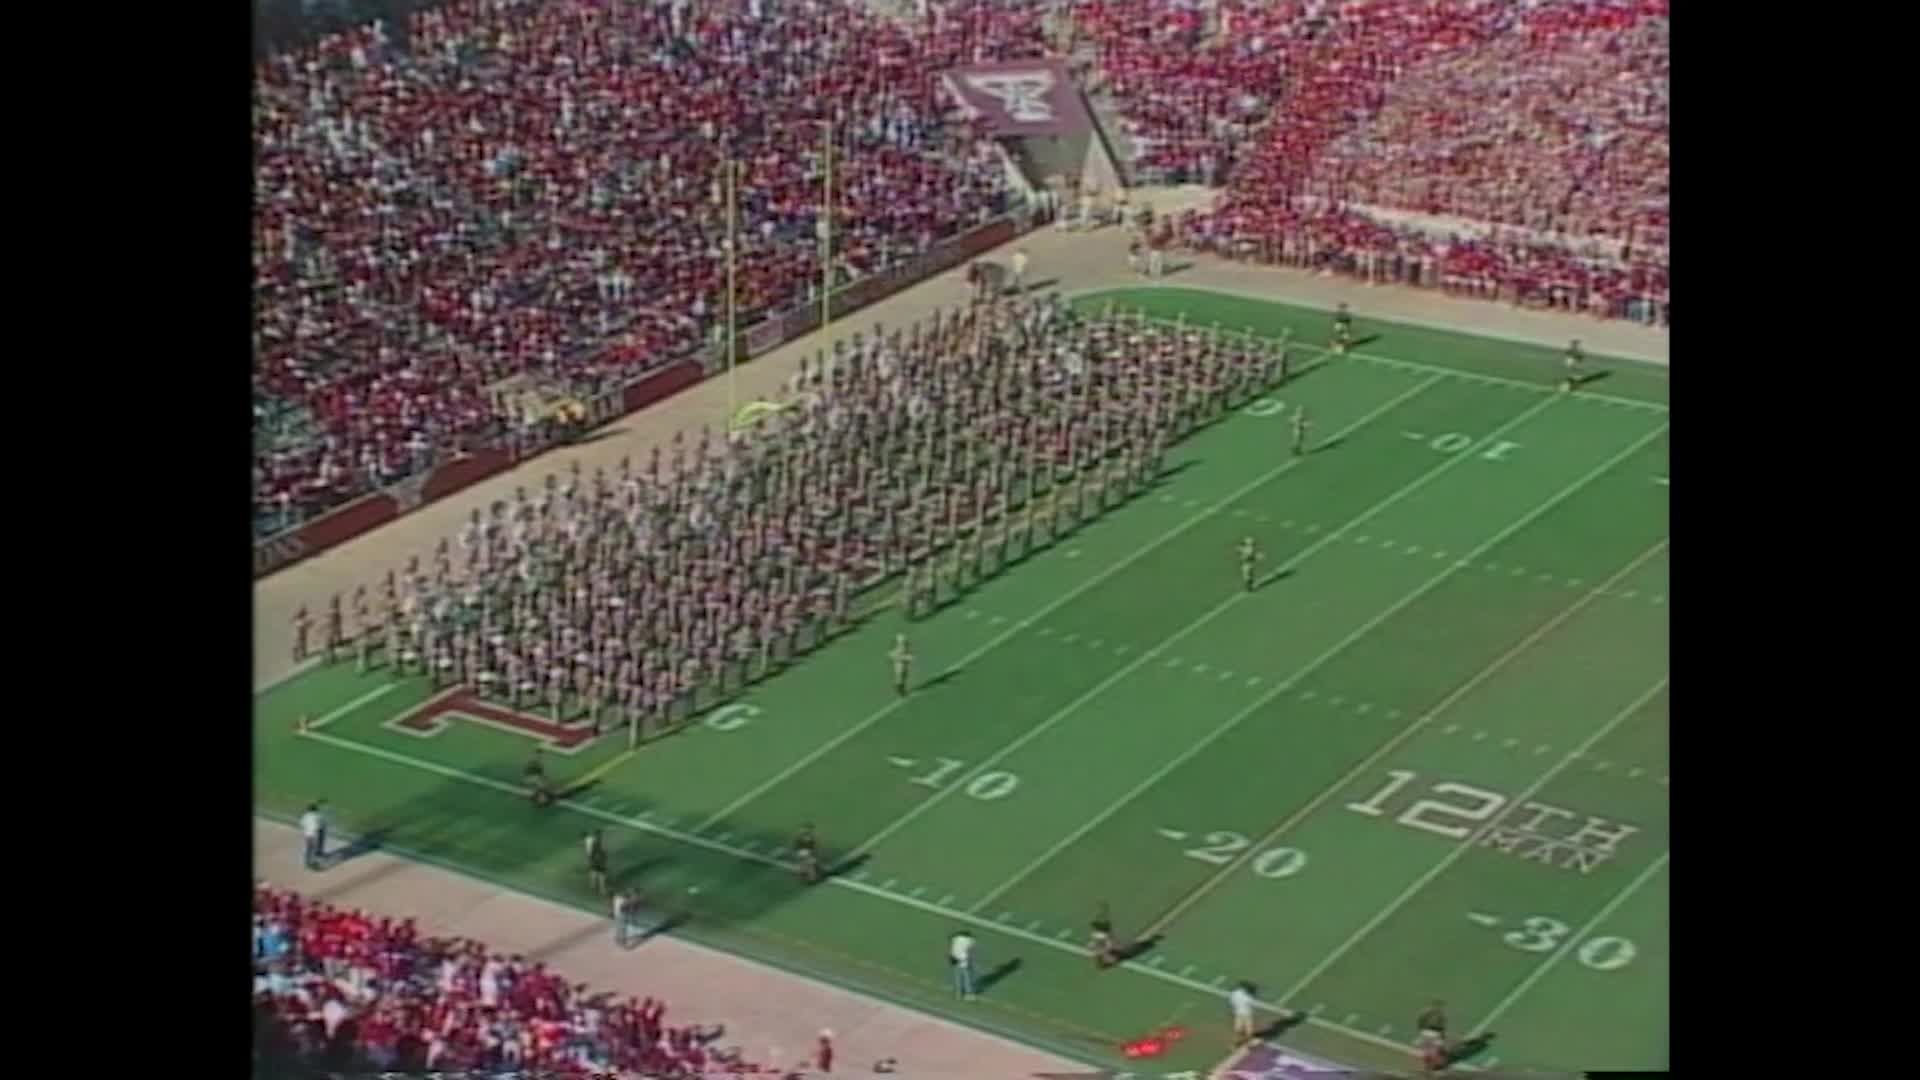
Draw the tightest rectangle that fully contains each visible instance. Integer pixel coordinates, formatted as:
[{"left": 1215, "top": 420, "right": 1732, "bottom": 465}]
[
  {"left": 253, "top": 0, "right": 1667, "bottom": 537},
  {"left": 252, "top": 0, "right": 1040, "bottom": 536},
  {"left": 253, "top": 885, "right": 768, "bottom": 1077}
]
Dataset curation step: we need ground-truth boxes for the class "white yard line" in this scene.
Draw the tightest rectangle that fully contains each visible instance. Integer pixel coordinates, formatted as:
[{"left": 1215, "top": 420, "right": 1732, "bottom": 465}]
[
  {"left": 691, "top": 372, "right": 1447, "bottom": 833},
  {"left": 858, "top": 393, "right": 1569, "bottom": 866},
  {"left": 293, "top": 726, "right": 1416, "bottom": 1060},
  {"left": 1471, "top": 850, "right": 1671, "bottom": 1035},
  {"left": 1131, "top": 422, "right": 1667, "bottom": 939},
  {"left": 1273, "top": 675, "right": 1670, "bottom": 1008},
  {"left": 304, "top": 682, "right": 400, "bottom": 730},
  {"left": 975, "top": 534, "right": 1666, "bottom": 919}
]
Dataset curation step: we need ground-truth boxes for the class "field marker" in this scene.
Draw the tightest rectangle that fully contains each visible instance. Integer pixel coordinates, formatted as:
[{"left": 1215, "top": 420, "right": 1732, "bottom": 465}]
[
  {"left": 1593, "top": 761, "right": 1611, "bottom": 772},
  {"left": 1113, "top": 644, "right": 1131, "bottom": 655},
  {"left": 887, "top": 756, "right": 918, "bottom": 768},
  {"left": 1533, "top": 744, "right": 1551, "bottom": 755},
  {"left": 1299, "top": 689, "right": 1317, "bottom": 701},
  {"left": 1060, "top": 632, "right": 1078, "bottom": 644},
  {"left": 1026, "top": 920, "right": 1042, "bottom": 933},
  {"left": 1325, "top": 695, "right": 1346, "bottom": 708},
  {"left": 1157, "top": 828, "right": 1190, "bottom": 841},
  {"left": 1036, "top": 626, "right": 1054, "bottom": 637},
  {"left": 1471, "top": 730, "right": 1488, "bottom": 741},
  {"left": 1165, "top": 657, "right": 1184, "bottom": 670},
  {"left": 713, "top": 831, "right": 734, "bottom": 845},
  {"left": 989, "top": 614, "right": 1008, "bottom": 625},
  {"left": 1404, "top": 545, "right": 1421, "bottom": 556},
  {"left": 1147, "top": 956, "right": 1166, "bottom": 968},
  {"left": 1620, "top": 589, "right": 1638, "bottom": 599},
  {"left": 964, "top": 609, "right": 981, "bottom": 620},
  {"left": 1441, "top": 723, "right": 1459, "bottom": 735},
  {"left": 1131, "top": 443, "right": 1671, "bottom": 941},
  {"left": 1246, "top": 676, "right": 1261, "bottom": 687},
  {"left": 1501, "top": 737, "right": 1519, "bottom": 749},
  {"left": 881, "top": 878, "right": 898, "bottom": 890},
  {"left": 1354, "top": 535, "right": 1372, "bottom": 545},
  {"left": 295, "top": 727, "right": 1426, "bottom": 1061},
  {"left": 1064, "top": 549, "right": 1082, "bottom": 560},
  {"left": 1180, "top": 965, "right": 1197, "bottom": 978},
  {"left": 1466, "top": 912, "right": 1500, "bottom": 927},
  {"left": 1377, "top": 1024, "right": 1392, "bottom": 1036},
  {"left": 1473, "top": 851, "right": 1671, "bottom": 1036},
  {"left": 302, "top": 683, "right": 401, "bottom": 731},
  {"left": 940, "top": 895, "right": 956, "bottom": 907},
  {"left": 1274, "top": 676, "right": 1669, "bottom": 1008},
  {"left": 1344, "top": 1014, "right": 1361, "bottom": 1026},
  {"left": 1281, "top": 519, "right": 1296, "bottom": 528},
  {"left": 1627, "top": 766, "right": 1643, "bottom": 779},
  {"left": 687, "top": 376, "right": 1446, "bottom": 834},
  {"left": 1087, "top": 638, "right": 1104, "bottom": 649},
  {"left": 1217, "top": 669, "right": 1235, "bottom": 681},
  {"left": 1192, "top": 663, "right": 1210, "bottom": 675},
  {"left": 910, "top": 886, "right": 927, "bottom": 898}
]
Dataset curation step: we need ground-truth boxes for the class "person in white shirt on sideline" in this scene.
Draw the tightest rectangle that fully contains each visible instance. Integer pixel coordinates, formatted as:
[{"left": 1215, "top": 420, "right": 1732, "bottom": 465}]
[
  {"left": 948, "top": 929, "right": 977, "bottom": 1000},
  {"left": 1009, "top": 249, "right": 1029, "bottom": 295},
  {"left": 300, "top": 802, "right": 327, "bottom": 870},
  {"left": 612, "top": 888, "right": 632, "bottom": 947}
]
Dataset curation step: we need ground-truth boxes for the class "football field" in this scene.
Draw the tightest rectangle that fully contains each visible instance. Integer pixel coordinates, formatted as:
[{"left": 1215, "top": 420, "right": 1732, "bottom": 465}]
[{"left": 254, "top": 287, "right": 1670, "bottom": 1076}]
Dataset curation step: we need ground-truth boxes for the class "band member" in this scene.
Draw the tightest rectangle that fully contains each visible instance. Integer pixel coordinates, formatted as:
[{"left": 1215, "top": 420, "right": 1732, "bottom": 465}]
[
  {"left": 291, "top": 606, "right": 310, "bottom": 664},
  {"left": 325, "top": 595, "right": 344, "bottom": 665},
  {"left": 526, "top": 750, "right": 552, "bottom": 808},
  {"left": 795, "top": 822, "right": 823, "bottom": 884}
]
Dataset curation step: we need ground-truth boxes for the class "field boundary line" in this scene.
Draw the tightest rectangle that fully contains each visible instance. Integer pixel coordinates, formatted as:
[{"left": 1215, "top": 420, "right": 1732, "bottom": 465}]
[
  {"left": 305, "top": 682, "right": 400, "bottom": 730},
  {"left": 861, "top": 390, "right": 1568, "bottom": 875},
  {"left": 1070, "top": 283, "right": 1672, "bottom": 372},
  {"left": 288, "top": 727, "right": 1420, "bottom": 1061},
  {"left": 1471, "top": 849, "right": 1671, "bottom": 1037},
  {"left": 1126, "top": 425, "right": 1669, "bottom": 940},
  {"left": 1273, "top": 673, "right": 1670, "bottom": 1008},
  {"left": 1072, "top": 289, "right": 1667, "bottom": 412},
  {"left": 691, "top": 371, "right": 1448, "bottom": 833}
]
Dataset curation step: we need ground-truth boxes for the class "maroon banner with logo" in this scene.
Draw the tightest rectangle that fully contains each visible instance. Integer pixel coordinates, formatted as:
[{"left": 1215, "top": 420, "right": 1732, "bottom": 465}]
[
  {"left": 253, "top": 492, "right": 399, "bottom": 577},
  {"left": 942, "top": 61, "right": 1093, "bottom": 138}
]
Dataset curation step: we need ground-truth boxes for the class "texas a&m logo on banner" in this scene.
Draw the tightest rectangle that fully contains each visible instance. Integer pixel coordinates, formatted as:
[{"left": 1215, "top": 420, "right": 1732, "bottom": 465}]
[{"left": 941, "top": 61, "right": 1093, "bottom": 137}]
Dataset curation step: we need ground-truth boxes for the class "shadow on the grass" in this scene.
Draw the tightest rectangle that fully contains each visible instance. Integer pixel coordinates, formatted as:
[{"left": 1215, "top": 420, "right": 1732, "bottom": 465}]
[
  {"left": 294, "top": 768, "right": 839, "bottom": 934},
  {"left": 1445, "top": 1032, "right": 1496, "bottom": 1067},
  {"left": 978, "top": 956, "right": 1023, "bottom": 993}
]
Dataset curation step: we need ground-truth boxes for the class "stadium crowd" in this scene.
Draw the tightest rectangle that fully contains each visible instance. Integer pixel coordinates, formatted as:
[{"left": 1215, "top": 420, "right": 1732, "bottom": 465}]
[
  {"left": 253, "top": 0, "right": 1041, "bottom": 535},
  {"left": 253, "top": 0, "right": 1668, "bottom": 536},
  {"left": 253, "top": 884, "right": 773, "bottom": 1077},
  {"left": 1160, "top": 0, "right": 1669, "bottom": 322}
]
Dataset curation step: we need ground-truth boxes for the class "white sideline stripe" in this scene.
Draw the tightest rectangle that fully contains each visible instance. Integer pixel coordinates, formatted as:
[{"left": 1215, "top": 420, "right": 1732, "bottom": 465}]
[
  {"left": 889, "top": 392, "right": 1566, "bottom": 882},
  {"left": 305, "top": 683, "right": 401, "bottom": 730},
  {"left": 691, "top": 373, "right": 1447, "bottom": 833},
  {"left": 1121, "top": 309, "right": 1668, "bottom": 412},
  {"left": 1137, "top": 423, "right": 1668, "bottom": 939},
  {"left": 1472, "top": 850, "right": 1671, "bottom": 1035},
  {"left": 295, "top": 727, "right": 1423, "bottom": 1061},
  {"left": 1274, "top": 676, "right": 1669, "bottom": 1007},
  {"left": 1071, "top": 282, "right": 1672, "bottom": 370}
]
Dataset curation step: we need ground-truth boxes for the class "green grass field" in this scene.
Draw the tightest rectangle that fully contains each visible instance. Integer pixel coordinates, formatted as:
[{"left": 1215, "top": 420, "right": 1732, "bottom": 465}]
[{"left": 254, "top": 287, "right": 1670, "bottom": 1077}]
